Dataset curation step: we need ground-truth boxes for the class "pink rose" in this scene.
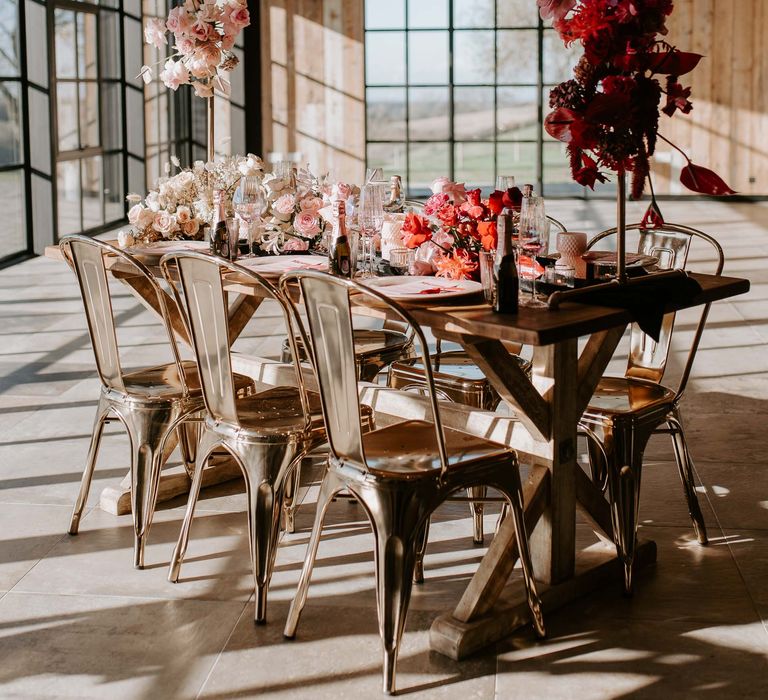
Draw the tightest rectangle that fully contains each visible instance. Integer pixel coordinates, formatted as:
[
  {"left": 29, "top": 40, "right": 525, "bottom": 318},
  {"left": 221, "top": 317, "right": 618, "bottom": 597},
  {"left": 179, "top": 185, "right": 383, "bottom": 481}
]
[
  {"left": 144, "top": 18, "right": 167, "bottom": 50},
  {"left": 175, "top": 36, "right": 195, "bottom": 56},
  {"left": 283, "top": 237, "right": 309, "bottom": 252},
  {"left": 175, "top": 206, "right": 192, "bottom": 224},
  {"left": 182, "top": 219, "right": 200, "bottom": 236},
  {"left": 294, "top": 212, "right": 321, "bottom": 236},
  {"left": 228, "top": 6, "right": 250, "bottom": 28},
  {"left": 273, "top": 193, "right": 296, "bottom": 215},
  {"left": 198, "top": 43, "right": 221, "bottom": 70},
  {"left": 165, "top": 7, "right": 191, "bottom": 35},
  {"left": 153, "top": 211, "right": 175, "bottom": 235},
  {"left": 191, "top": 18, "right": 212, "bottom": 42},
  {"left": 220, "top": 31, "right": 236, "bottom": 51},
  {"left": 430, "top": 177, "right": 452, "bottom": 195},
  {"left": 299, "top": 196, "right": 323, "bottom": 212}
]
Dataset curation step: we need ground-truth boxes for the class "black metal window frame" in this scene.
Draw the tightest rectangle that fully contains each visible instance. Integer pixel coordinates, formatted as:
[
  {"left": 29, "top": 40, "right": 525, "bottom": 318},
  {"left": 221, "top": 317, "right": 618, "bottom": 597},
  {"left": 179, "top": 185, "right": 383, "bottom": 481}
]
[
  {"left": 50, "top": 0, "right": 130, "bottom": 240},
  {"left": 0, "top": 0, "right": 33, "bottom": 268},
  {"left": 363, "top": 1, "right": 594, "bottom": 198}
]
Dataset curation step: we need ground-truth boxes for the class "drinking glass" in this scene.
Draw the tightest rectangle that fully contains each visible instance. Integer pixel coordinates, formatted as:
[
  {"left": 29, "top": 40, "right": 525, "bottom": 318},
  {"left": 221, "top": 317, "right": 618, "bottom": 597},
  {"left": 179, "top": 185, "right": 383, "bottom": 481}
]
[
  {"left": 358, "top": 183, "right": 385, "bottom": 276},
  {"left": 389, "top": 247, "right": 410, "bottom": 274},
  {"left": 495, "top": 175, "right": 516, "bottom": 191},
  {"left": 365, "top": 167, "right": 384, "bottom": 185},
  {"left": 519, "top": 197, "right": 550, "bottom": 308},
  {"left": 479, "top": 250, "right": 495, "bottom": 304},
  {"left": 233, "top": 176, "right": 267, "bottom": 256}
]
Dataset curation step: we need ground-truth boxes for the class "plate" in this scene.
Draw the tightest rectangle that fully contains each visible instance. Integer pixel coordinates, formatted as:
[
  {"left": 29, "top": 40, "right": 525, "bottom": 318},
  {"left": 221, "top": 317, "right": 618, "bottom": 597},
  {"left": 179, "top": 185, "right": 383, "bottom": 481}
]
[
  {"left": 360, "top": 276, "right": 482, "bottom": 302},
  {"left": 236, "top": 254, "right": 328, "bottom": 276},
  {"left": 127, "top": 240, "right": 209, "bottom": 257}
]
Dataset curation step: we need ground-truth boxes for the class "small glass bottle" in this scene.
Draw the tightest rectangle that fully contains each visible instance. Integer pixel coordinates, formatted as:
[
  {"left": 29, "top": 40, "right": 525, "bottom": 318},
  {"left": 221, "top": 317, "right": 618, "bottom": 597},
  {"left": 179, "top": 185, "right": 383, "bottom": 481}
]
[
  {"left": 210, "top": 189, "right": 229, "bottom": 259},
  {"left": 386, "top": 175, "right": 404, "bottom": 213},
  {"left": 493, "top": 212, "right": 519, "bottom": 314},
  {"left": 329, "top": 200, "right": 352, "bottom": 278}
]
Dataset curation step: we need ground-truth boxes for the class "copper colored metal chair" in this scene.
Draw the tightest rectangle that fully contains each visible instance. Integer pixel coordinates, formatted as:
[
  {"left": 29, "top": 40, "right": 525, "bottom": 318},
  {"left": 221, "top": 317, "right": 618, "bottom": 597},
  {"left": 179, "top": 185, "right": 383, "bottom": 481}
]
[
  {"left": 60, "top": 236, "right": 235, "bottom": 568},
  {"left": 580, "top": 223, "right": 723, "bottom": 593},
  {"left": 280, "top": 271, "right": 544, "bottom": 695},
  {"left": 160, "top": 252, "right": 327, "bottom": 623}
]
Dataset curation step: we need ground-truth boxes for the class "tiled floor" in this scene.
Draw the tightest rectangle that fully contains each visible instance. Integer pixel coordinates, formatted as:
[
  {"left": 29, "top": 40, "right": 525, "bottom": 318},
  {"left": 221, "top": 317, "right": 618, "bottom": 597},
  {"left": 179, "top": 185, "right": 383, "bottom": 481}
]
[{"left": 0, "top": 199, "right": 766, "bottom": 698}]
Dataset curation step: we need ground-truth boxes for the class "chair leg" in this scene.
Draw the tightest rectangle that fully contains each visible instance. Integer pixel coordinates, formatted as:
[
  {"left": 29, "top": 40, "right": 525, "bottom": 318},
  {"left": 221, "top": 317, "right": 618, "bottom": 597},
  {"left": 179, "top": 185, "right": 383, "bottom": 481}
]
[
  {"left": 122, "top": 405, "right": 179, "bottom": 569},
  {"left": 282, "top": 457, "right": 302, "bottom": 534},
  {"left": 604, "top": 423, "right": 649, "bottom": 595},
  {"left": 69, "top": 397, "right": 110, "bottom": 535},
  {"left": 468, "top": 486, "right": 486, "bottom": 544},
  {"left": 284, "top": 468, "right": 344, "bottom": 638},
  {"left": 668, "top": 411, "right": 708, "bottom": 545},
  {"left": 413, "top": 517, "right": 430, "bottom": 584},
  {"left": 360, "top": 486, "right": 425, "bottom": 696},
  {"left": 177, "top": 421, "right": 200, "bottom": 480},
  {"left": 239, "top": 442, "right": 298, "bottom": 624},
  {"left": 585, "top": 431, "right": 609, "bottom": 492},
  {"left": 168, "top": 432, "right": 219, "bottom": 583}
]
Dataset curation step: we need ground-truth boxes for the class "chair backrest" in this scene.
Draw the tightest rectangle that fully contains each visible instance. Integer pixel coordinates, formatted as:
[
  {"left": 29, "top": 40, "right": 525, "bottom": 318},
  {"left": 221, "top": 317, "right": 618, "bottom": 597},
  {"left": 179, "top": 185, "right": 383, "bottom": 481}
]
[
  {"left": 161, "top": 252, "right": 310, "bottom": 427},
  {"left": 547, "top": 215, "right": 568, "bottom": 234},
  {"left": 587, "top": 223, "right": 724, "bottom": 395},
  {"left": 280, "top": 271, "right": 450, "bottom": 474},
  {"left": 60, "top": 235, "right": 188, "bottom": 395}
]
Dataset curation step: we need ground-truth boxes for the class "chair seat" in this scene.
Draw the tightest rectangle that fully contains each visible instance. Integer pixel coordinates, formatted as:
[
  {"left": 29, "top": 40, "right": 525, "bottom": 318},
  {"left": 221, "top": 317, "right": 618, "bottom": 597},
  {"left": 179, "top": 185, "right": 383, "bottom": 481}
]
[
  {"left": 121, "top": 361, "right": 253, "bottom": 400},
  {"left": 360, "top": 420, "right": 510, "bottom": 478},
  {"left": 583, "top": 376, "right": 676, "bottom": 419}
]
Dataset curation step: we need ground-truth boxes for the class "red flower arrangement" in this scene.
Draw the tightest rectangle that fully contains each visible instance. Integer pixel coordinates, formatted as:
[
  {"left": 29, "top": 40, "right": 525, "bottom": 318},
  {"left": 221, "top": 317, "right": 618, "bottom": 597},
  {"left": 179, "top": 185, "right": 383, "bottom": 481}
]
[
  {"left": 400, "top": 181, "right": 523, "bottom": 280},
  {"left": 542, "top": 0, "right": 735, "bottom": 199}
]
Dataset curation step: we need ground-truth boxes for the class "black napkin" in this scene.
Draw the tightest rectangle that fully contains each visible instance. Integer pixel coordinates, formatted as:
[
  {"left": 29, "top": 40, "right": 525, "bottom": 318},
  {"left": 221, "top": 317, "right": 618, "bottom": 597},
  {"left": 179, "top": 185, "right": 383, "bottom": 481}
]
[{"left": 565, "top": 270, "right": 703, "bottom": 342}]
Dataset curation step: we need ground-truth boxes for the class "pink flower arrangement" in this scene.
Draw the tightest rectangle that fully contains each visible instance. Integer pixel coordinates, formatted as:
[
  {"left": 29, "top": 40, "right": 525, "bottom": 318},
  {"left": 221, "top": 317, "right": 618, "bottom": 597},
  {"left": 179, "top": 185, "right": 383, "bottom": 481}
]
[{"left": 140, "top": 1, "right": 250, "bottom": 98}]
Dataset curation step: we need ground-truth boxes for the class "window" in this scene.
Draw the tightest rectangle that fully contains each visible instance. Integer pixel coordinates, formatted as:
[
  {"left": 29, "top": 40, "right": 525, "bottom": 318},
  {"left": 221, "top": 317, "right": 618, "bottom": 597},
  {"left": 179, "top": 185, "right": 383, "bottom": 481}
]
[
  {"left": 53, "top": 1, "right": 124, "bottom": 236},
  {"left": 0, "top": 0, "right": 27, "bottom": 262},
  {"left": 364, "top": 0, "right": 587, "bottom": 196}
]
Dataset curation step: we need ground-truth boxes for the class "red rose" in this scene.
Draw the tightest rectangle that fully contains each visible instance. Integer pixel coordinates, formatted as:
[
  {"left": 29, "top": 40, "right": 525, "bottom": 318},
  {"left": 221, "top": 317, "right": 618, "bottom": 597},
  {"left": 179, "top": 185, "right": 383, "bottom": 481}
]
[
  {"left": 487, "top": 191, "right": 504, "bottom": 216},
  {"left": 401, "top": 212, "right": 433, "bottom": 248},
  {"left": 436, "top": 203, "right": 459, "bottom": 227},
  {"left": 477, "top": 221, "right": 498, "bottom": 251}
]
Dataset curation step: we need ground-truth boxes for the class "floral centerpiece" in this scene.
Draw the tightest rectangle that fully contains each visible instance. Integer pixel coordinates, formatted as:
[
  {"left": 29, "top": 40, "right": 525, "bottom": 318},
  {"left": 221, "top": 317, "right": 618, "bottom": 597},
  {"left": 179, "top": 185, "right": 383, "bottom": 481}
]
[
  {"left": 541, "top": 0, "right": 734, "bottom": 200},
  {"left": 141, "top": 0, "right": 249, "bottom": 99},
  {"left": 260, "top": 173, "right": 359, "bottom": 253},
  {"left": 399, "top": 178, "right": 522, "bottom": 280},
  {"left": 124, "top": 154, "right": 263, "bottom": 244}
]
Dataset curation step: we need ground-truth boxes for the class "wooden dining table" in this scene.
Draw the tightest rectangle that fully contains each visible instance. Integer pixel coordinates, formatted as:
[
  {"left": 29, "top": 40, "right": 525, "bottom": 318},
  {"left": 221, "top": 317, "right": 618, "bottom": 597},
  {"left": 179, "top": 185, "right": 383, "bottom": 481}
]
[{"left": 47, "top": 243, "right": 749, "bottom": 659}]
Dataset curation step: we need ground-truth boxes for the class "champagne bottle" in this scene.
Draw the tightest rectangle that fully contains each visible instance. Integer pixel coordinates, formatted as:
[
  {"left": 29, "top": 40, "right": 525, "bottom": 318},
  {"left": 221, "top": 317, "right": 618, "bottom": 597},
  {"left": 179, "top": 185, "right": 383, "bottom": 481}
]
[
  {"left": 329, "top": 200, "right": 352, "bottom": 278},
  {"left": 210, "top": 189, "right": 229, "bottom": 259},
  {"left": 493, "top": 212, "right": 519, "bottom": 314},
  {"left": 386, "top": 175, "right": 404, "bottom": 213}
]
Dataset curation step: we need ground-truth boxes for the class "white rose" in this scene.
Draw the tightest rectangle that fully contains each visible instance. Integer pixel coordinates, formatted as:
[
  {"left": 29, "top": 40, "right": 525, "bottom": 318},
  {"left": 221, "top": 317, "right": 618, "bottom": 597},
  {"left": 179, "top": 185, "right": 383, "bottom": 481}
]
[
  {"left": 145, "top": 192, "right": 161, "bottom": 212},
  {"left": 152, "top": 211, "right": 175, "bottom": 235},
  {"left": 117, "top": 229, "right": 135, "bottom": 248},
  {"left": 137, "top": 208, "right": 156, "bottom": 229},
  {"left": 128, "top": 204, "right": 144, "bottom": 225}
]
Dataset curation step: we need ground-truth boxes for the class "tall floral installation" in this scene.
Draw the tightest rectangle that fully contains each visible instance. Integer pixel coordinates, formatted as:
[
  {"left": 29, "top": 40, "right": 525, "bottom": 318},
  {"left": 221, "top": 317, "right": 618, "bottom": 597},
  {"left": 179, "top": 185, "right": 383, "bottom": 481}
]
[
  {"left": 141, "top": 0, "right": 250, "bottom": 99},
  {"left": 540, "top": 0, "right": 734, "bottom": 203}
]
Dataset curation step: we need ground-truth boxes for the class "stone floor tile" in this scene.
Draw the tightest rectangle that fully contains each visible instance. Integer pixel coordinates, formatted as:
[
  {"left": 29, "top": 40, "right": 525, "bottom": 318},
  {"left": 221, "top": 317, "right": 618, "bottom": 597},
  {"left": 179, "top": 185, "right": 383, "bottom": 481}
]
[{"left": 0, "top": 591, "right": 246, "bottom": 699}]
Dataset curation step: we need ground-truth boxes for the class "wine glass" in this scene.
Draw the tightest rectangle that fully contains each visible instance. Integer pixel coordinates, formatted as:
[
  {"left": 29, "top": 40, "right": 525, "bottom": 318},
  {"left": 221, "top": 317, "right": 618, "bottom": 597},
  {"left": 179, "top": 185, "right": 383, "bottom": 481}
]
[
  {"left": 519, "top": 197, "right": 550, "bottom": 308},
  {"left": 358, "top": 183, "right": 385, "bottom": 277},
  {"left": 495, "top": 174, "right": 516, "bottom": 191},
  {"left": 233, "top": 176, "right": 267, "bottom": 256}
]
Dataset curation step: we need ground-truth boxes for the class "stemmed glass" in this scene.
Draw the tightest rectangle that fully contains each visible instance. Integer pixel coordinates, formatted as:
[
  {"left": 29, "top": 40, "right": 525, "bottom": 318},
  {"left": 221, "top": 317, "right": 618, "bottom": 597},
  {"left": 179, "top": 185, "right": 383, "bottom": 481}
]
[
  {"left": 232, "top": 176, "right": 267, "bottom": 256},
  {"left": 358, "top": 183, "right": 385, "bottom": 277},
  {"left": 518, "top": 196, "right": 550, "bottom": 308},
  {"left": 495, "top": 174, "right": 516, "bottom": 191}
]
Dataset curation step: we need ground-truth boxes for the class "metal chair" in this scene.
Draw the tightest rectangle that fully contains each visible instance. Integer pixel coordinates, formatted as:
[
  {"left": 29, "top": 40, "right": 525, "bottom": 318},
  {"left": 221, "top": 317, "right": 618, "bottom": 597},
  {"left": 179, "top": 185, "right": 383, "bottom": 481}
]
[
  {"left": 159, "top": 252, "right": 327, "bottom": 623},
  {"left": 280, "top": 320, "right": 415, "bottom": 382},
  {"left": 280, "top": 271, "right": 545, "bottom": 695},
  {"left": 580, "top": 223, "right": 724, "bottom": 594},
  {"left": 60, "top": 235, "right": 246, "bottom": 569}
]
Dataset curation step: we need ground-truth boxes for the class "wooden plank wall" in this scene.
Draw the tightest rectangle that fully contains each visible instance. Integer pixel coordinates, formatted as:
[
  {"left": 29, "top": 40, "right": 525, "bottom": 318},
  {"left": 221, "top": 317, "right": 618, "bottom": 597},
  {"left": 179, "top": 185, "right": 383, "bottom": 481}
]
[
  {"left": 258, "top": 0, "right": 768, "bottom": 195},
  {"left": 259, "top": 0, "right": 366, "bottom": 183},
  {"left": 652, "top": 0, "right": 768, "bottom": 195}
]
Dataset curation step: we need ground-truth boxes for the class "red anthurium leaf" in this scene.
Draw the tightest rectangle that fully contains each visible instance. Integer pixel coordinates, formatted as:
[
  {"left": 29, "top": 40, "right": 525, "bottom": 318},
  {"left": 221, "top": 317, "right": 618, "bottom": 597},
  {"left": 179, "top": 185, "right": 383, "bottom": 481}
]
[
  {"left": 680, "top": 163, "right": 736, "bottom": 196},
  {"left": 648, "top": 51, "right": 703, "bottom": 76},
  {"left": 544, "top": 107, "right": 577, "bottom": 142}
]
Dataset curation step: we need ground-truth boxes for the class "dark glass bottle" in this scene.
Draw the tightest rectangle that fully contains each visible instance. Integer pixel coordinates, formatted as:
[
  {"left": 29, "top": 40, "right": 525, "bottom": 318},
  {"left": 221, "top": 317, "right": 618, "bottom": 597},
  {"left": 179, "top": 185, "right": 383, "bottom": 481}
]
[
  {"left": 493, "top": 212, "right": 519, "bottom": 314},
  {"left": 329, "top": 200, "right": 352, "bottom": 278},
  {"left": 210, "top": 189, "right": 229, "bottom": 259}
]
